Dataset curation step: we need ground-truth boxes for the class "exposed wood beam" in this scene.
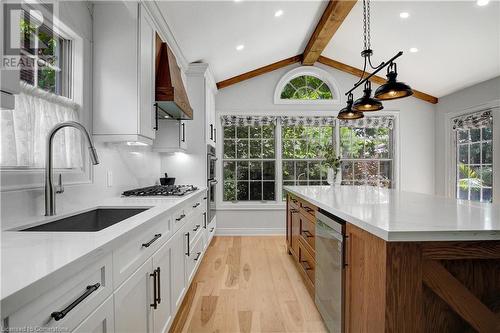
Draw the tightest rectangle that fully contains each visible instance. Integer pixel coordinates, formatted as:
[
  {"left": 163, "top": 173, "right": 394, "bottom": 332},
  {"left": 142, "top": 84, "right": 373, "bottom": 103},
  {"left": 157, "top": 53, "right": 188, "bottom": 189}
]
[
  {"left": 422, "top": 260, "right": 500, "bottom": 333},
  {"left": 318, "top": 56, "right": 438, "bottom": 104},
  {"left": 302, "top": 0, "right": 357, "bottom": 65},
  {"left": 216, "top": 55, "right": 302, "bottom": 90}
]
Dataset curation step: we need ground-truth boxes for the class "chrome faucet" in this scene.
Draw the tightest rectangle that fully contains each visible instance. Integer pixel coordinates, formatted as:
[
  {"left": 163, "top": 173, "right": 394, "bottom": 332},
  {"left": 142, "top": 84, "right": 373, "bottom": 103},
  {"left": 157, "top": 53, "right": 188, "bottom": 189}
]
[{"left": 45, "top": 121, "right": 99, "bottom": 216}]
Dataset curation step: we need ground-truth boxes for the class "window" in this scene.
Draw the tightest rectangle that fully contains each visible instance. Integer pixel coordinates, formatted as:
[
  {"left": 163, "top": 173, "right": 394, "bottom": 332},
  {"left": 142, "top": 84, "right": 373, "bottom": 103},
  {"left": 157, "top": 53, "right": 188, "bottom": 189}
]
[
  {"left": 339, "top": 117, "right": 394, "bottom": 188},
  {"left": 222, "top": 116, "right": 277, "bottom": 201},
  {"left": 20, "top": 11, "right": 72, "bottom": 97},
  {"left": 282, "top": 117, "right": 335, "bottom": 198},
  {"left": 274, "top": 67, "right": 340, "bottom": 105},
  {"left": 453, "top": 110, "right": 493, "bottom": 203}
]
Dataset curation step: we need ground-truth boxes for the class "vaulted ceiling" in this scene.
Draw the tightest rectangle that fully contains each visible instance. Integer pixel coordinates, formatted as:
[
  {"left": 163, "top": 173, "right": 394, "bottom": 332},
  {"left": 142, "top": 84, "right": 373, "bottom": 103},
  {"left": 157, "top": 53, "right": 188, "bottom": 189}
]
[{"left": 158, "top": 0, "right": 500, "bottom": 98}]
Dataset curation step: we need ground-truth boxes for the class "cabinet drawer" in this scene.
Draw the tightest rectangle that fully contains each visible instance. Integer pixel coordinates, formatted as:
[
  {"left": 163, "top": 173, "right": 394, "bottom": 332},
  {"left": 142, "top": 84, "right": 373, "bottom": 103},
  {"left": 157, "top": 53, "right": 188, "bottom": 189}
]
[
  {"left": 113, "top": 212, "right": 171, "bottom": 287},
  {"left": 300, "top": 200, "right": 317, "bottom": 221},
  {"left": 185, "top": 233, "right": 204, "bottom": 283},
  {"left": 7, "top": 254, "right": 113, "bottom": 332},
  {"left": 300, "top": 214, "right": 315, "bottom": 254},
  {"left": 298, "top": 240, "right": 316, "bottom": 285},
  {"left": 288, "top": 194, "right": 300, "bottom": 209},
  {"left": 72, "top": 295, "right": 114, "bottom": 333},
  {"left": 172, "top": 206, "right": 186, "bottom": 233}
]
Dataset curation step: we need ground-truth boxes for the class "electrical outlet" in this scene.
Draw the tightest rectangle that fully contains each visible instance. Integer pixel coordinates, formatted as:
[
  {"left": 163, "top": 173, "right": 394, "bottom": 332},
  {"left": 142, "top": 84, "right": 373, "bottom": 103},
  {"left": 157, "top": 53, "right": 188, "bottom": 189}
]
[{"left": 106, "top": 171, "right": 113, "bottom": 187}]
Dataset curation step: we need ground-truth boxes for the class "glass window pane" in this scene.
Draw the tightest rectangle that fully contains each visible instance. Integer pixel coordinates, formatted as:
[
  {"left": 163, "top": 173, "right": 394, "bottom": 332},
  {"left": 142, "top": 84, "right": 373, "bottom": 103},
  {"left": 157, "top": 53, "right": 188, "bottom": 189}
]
[
  {"left": 296, "top": 161, "right": 307, "bottom": 181},
  {"left": 223, "top": 181, "right": 236, "bottom": 201},
  {"left": 224, "top": 126, "right": 235, "bottom": 138},
  {"left": 249, "top": 140, "right": 262, "bottom": 158},
  {"left": 223, "top": 161, "right": 235, "bottom": 181},
  {"left": 482, "top": 127, "right": 492, "bottom": 140},
  {"left": 481, "top": 166, "right": 492, "bottom": 187},
  {"left": 262, "top": 125, "right": 274, "bottom": 138},
  {"left": 236, "top": 139, "right": 249, "bottom": 159},
  {"left": 237, "top": 182, "right": 249, "bottom": 200},
  {"left": 224, "top": 140, "right": 236, "bottom": 159},
  {"left": 282, "top": 161, "right": 294, "bottom": 181},
  {"left": 482, "top": 141, "right": 492, "bottom": 164},
  {"left": 458, "top": 130, "right": 469, "bottom": 143},
  {"left": 250, "top": 126, "right": 261, "bottom": 138},
  {"left": 458, "top": 188, "right": 468, "bottom": 200},
  {"left": 458, "top": 145, "right": 468, "bottom": 164},
  {"left": 236, "top": 161, "right": 249, "bottom": 180},
  {"left": 482, "top": 188, "right": 492, "bottom": 203},
  {"left": 470, "top": 128, "right": 480, "bottom": 142},
  {"left": 469, "top": 143, "right": 481, "bottom": 164},
  {"left": 470, "top": 188, "right": 480, "bottom": 201},
  {"left": 282, "top": 140, "right": 294, "bottom": 158},
  {"left": 262, "top": 139, "right": 275, "bottom": 158},
  {"left": 249, "top": 161, "right": 262, "bottom": 180},
  {"left": 237, "top": 126, "right": 249, "bottom": 139},
  {"left": 263, "top": 182, "right": 275, "bottom": 200},
  {"left": 341, "top": 161, "right": 353, "bottom": 181},
  {"left": 308, "top": 162, "right": 321, "bottom": 180},
  {"left": 263, "top": 161, "right": 275, "bottom": 180},
  {"left": 250, "top": 182, "right": 262, "bottom": 201}
]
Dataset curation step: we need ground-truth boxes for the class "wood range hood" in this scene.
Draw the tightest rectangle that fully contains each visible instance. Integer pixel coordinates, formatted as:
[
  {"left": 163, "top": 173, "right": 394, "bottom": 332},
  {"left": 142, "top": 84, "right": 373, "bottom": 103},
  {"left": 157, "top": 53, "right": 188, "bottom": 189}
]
[{"left": 155, "top": 35, "right": 193, "bottom": 120}]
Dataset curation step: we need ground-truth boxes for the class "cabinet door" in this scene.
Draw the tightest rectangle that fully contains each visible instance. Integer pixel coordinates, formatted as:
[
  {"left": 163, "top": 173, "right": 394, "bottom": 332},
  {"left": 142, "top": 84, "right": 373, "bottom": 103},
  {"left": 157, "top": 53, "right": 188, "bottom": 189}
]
[
  {"left": 291, "top": 208, "right": 301, "bottom": 259},
  {"left": 72, "top": 296, "right": 114, "bottom": 333},
  {"left": 114, "top": 259, "right": 154, "bottom": 333},
  {"left": 139, "top": 5, "right": 156, "bottom": 140},
  {"left": 171, "top": 230, "right": 187, "bottom": 310},
  {"left": 152, "top": 240, "right": 173, "bottom": 333}
]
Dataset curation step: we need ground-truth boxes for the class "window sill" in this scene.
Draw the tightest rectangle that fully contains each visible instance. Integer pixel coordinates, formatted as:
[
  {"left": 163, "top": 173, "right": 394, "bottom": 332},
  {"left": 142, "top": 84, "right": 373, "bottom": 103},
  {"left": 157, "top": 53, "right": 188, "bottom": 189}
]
[{"left": 217, "top": 202, "right": 286, "bottom": 211}]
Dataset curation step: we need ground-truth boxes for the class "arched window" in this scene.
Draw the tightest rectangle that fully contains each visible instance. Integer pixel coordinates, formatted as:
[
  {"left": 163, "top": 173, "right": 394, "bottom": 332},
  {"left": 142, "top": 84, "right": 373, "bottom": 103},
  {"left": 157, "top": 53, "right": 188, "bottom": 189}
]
[{"left": 274, "top": 66, "right": 340, "bottom": 105}]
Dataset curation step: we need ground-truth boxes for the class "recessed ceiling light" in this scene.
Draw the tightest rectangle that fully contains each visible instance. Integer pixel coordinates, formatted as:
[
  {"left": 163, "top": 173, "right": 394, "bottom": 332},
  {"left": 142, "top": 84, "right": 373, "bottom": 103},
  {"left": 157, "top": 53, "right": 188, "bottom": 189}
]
[
  {"left": 236, "top": 44, "right": 245, "bottom": 51},
  {"left": 477, "top": 0, "right": 489, "bottom": 6},
  {"left": 409, "top": 47, "right": 418, "bottom": 53},
  {"left": 399, "top": 12, "right": 409, "bottom": 19},
  {"left": 274, "top": 9, "right": 284, "bottom": 17}
]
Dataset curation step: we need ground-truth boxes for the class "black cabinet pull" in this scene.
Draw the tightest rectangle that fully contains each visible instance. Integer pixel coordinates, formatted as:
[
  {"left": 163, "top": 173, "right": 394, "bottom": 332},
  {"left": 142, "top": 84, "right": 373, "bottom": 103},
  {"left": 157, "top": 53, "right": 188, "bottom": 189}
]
[
  {"left": 181, "top": 122, "right": 185, "bottom": 142},
  {"left": 142, "top": 234, "right": 162, "bottom": 248},
  {"left": 203, "top": 196, "right": 207, "bottom": 200},
  {"left": 150, "top": 270, "right": 157, "bottom": 309},
  {"left": 210, "top": 227, "right": 215, "bottom": 233},
  {"left": 154, "top": 104, "right": 159, "bottom": 131},
  {"left": 185, "top": 232, "right": 190, "bottom": 256},
  {"left": 213, "top": 128, "right": 216, "bottom": 143},
  {"left": 156, "top": 267, "right": 161, "bottom": 304},
  {"left": 51, "top": 283, "right": 100, "bottom": 321},
  {"left": 203, "top": 212, "right": 207, "bottom": 229},
  {"left": 210, "top": 124, "right": 213, "bottom": 140},
  {"left": 176, "top": 214, "right": 186, "bottom": 222},
  {"left": 192, "top": 202, "right": 200, "bottom": 208},
  {"left": 194, "top": 252, "right": 202, "bottom": 261},
  {"left": 343, "top": 235, "right": 349, "bottom": 267},
  {"left": 193, "top": 224, "right": 201, "bottom": 232},
  {"left": 300, "top": 260, "right": 312, "bottom": 271},
  {"left": 301, "top": 230, "right": 313, "bottom": 238}
]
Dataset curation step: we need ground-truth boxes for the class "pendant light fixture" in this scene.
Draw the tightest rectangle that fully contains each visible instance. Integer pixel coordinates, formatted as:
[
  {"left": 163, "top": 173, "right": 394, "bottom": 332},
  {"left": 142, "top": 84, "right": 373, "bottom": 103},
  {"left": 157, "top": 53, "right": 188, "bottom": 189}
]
[
  {"left": 338, "top": 93, "right": 364, "bottom": 120},
  {"left": 374, "top": 63, "right": 413, "bottom": 100},
  {"left": 352, "top": 81, "right": 383, "bottom": 112},
  {"left": 340, "top": 0, "right": 413, "bottom": 119}
]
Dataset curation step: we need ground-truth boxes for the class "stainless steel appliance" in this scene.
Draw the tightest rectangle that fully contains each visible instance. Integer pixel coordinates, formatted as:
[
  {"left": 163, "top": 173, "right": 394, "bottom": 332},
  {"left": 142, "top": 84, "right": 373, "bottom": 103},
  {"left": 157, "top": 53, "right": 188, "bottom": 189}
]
[
  {"left": 207, "top": 144, "right": 217, "bottom": 224},
  {"left": 315, "top": 209, "right": 346, "bottom": 333},
  {"left": 122, "top": 185, "right": 197, "bottom": 197}
]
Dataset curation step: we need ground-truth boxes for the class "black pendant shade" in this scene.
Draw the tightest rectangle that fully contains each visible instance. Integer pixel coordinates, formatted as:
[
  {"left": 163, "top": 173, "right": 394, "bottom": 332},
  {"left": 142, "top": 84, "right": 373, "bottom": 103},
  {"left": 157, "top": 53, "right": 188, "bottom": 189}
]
[
  {"left": 352, "top": 81, "right": 383, "bottom": 112},
  {"left": 374, "top": 64, "right": 413, "bottom": 100},
  {"left": 338, "top": 94, "right": 364, "bottom": 120}
]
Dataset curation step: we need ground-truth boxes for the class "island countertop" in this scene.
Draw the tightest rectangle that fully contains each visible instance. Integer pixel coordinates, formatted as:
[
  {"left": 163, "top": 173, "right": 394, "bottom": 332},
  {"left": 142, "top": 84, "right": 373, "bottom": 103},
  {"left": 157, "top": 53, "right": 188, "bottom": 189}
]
[{"left": 284, "top": 185, "right": 500, "bottom": 241}]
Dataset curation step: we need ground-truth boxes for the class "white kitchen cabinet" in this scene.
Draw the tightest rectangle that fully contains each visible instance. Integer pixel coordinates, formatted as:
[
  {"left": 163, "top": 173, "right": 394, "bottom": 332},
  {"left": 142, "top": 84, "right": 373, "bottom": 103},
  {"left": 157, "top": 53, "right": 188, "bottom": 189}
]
[
  {"left": 114, "top": 259, "right": 153, "bottom": 333},
  {"left": 152, "top": 240, "right": 173, "bottom": 333},
  {"left": 93, "top": 2, "right": 157, "bottom": 144},
  {"left": 152, "top": 119, "right": 187, "bottom": 152},
  {"left": 0, "top": 4, "right": 20, "bottom": 110},
  {"left": 72, "top": 296, "right": 114, "bottom": 333},
  {"left": 171, "top": 226, "right": 188, "bottom": 310}
]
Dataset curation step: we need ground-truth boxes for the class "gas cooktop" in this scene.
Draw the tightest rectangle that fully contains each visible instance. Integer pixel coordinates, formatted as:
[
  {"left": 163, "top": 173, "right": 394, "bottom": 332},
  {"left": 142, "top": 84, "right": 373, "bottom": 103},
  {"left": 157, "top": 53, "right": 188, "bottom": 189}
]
[{"left": 122, "top": 185, "right": 198, "bottom": 197}]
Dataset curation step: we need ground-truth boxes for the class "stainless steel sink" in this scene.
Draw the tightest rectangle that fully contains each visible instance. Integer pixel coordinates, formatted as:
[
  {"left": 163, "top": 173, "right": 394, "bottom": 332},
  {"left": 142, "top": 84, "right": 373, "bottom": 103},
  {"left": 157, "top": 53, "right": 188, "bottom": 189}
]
[{"left": 21, "top": 208, "right": 149, "bottom": 232}]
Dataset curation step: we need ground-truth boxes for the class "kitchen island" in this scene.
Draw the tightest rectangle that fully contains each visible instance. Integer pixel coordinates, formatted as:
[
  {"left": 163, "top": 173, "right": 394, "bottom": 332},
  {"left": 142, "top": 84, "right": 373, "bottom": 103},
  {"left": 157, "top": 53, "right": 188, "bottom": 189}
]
[{"left": 284, "top": 185, "right": 500, "bottom": 333}]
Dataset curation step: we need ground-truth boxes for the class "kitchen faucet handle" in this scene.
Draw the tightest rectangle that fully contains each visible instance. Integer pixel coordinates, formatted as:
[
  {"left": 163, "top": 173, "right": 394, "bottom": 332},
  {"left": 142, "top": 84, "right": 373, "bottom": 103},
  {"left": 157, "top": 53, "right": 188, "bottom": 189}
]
[{"left": 56, "top": 174, "right": 64, "bottom": 194}]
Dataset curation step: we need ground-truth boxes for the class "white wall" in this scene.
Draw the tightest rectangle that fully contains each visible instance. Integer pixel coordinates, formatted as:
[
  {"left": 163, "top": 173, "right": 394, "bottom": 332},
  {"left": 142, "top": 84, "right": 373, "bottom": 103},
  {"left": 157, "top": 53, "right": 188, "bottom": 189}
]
[
  {"left": 434, "top": 76, "right": 500, "bottom": 197},
  {"left": 215, "top": 62, "right": 437, "bottom": 234},
  {"left": 1, "top": 2, "right": 162, "bottom": 230}
]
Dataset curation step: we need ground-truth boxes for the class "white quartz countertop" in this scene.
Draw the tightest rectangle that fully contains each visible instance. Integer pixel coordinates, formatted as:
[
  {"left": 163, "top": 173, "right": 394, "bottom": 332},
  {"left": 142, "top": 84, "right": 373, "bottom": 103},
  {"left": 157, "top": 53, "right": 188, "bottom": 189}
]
[
  {"left": 0, "top": 189, "right": 206, "bottom": 303},
  {"left": 285, "top": 186, "right": 500, "bottom": 242}
]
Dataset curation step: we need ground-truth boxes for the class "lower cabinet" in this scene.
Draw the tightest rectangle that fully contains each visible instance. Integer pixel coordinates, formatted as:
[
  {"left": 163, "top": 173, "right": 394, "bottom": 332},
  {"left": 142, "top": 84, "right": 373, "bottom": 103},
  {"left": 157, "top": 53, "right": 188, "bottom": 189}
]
[
  {"left": 73, "top": 296, "right": 115, "bottom": 333},
  {"left": 152, "top": 238, "right": 173, "bottom": 333},
  {"left": 114, "top": 259, "right": 153, "bottom": 333}
]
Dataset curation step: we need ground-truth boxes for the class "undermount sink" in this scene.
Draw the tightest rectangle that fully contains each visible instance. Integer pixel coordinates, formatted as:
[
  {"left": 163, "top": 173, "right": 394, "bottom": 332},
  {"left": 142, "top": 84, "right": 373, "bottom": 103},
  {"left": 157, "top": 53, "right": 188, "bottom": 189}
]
[{"left": 21, "top": 208, "right": 149, "bottom": 232}]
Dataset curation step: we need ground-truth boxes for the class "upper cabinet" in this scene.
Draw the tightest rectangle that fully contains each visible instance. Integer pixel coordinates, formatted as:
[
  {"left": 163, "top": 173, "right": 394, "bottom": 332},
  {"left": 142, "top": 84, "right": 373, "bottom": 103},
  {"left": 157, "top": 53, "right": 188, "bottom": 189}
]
[{"left": 93, "top": 2, "right": 156, "bottom": 144}]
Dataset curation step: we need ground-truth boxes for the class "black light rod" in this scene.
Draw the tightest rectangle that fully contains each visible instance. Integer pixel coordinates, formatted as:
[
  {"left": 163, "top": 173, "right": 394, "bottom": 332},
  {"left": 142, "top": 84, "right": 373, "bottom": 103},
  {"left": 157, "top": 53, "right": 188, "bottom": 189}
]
[{"left": 345, "top": 51, "right": 404, "bottom": 96}]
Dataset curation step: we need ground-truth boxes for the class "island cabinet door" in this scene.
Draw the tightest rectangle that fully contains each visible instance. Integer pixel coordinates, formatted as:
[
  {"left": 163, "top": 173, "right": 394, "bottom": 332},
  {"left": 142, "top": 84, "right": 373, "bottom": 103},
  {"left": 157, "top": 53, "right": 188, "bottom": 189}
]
[
  {"left": 344, "top": 223, "right": 387, "bottom": 333},
  {"left": 290, "top": 207, "right": 301, "bottom": 259}
]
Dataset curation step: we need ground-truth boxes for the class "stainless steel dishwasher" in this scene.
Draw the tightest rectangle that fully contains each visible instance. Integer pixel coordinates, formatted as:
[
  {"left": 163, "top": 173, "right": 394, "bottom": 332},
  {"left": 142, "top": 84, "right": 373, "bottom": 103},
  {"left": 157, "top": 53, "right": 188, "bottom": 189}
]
[{"left": 315, "top": 209, "right": 346, "bottom": 333}]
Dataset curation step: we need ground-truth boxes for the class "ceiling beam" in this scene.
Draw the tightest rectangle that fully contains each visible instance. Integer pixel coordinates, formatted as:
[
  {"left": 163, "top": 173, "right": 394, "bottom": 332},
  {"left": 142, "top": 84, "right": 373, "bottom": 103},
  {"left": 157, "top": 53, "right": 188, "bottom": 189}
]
[
  {"left": 216, "top": 55, "right": 302, "bottom": 90},
  {"left": 302, "top": 0, "right": 357, "bottom": 65},
  {"left": 318, "top": 56, "right": 438, "bottom": 104}
]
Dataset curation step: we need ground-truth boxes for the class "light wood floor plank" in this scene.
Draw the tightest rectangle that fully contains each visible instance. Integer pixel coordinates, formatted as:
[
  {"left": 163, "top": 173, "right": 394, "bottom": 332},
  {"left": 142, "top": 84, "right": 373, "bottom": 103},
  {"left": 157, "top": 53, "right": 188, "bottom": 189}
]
[{"left": 171, "top": 236, "right": 327, "bottom": 333}]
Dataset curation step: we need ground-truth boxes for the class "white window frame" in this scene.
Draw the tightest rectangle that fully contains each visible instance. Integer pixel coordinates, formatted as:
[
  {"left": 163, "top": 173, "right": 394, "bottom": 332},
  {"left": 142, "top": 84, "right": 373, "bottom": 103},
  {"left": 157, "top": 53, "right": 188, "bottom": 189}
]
[
  {"left": 444, "top": 102, "right": 500, "bottom": 203},
  {"left": 274, "top": 66, "right": 342, "bottom": 105},
  {"left": 216, "top": 110, "right": 401, "bottom": 211},
  {"left": 1, "top": 4, "right": 91, "bottom": 192}
]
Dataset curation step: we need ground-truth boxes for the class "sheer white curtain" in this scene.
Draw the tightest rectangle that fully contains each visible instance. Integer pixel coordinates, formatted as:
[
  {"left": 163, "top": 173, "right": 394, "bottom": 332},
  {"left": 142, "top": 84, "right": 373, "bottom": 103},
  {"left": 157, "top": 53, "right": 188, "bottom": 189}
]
[{"left": 1, "top": 82, "right": 83, "bottom": 169}]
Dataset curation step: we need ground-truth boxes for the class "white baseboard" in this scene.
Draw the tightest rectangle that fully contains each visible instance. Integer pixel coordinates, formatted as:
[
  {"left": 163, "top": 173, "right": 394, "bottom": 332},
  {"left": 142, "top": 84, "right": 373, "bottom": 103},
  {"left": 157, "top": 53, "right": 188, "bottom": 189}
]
[{"left": 215, "top": 227, "right": 285, "bottom": 236}]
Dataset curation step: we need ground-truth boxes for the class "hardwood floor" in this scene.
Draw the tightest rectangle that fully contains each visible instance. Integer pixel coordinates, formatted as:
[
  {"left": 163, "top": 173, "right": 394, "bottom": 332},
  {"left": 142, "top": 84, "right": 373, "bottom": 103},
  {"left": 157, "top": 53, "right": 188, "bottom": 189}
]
[{"left": 170, "top": 236, "right": 327, "bottom": 333}]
